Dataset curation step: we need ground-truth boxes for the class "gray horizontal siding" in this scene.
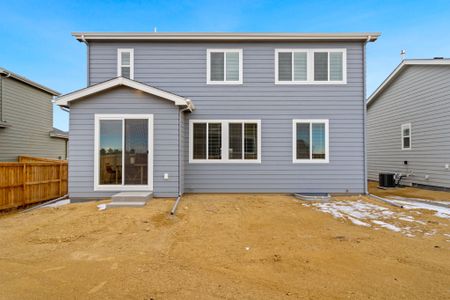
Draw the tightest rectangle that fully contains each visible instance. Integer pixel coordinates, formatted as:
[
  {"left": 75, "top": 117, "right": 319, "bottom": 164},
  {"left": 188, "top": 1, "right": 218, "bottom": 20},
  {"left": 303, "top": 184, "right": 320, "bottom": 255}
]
[
  {"left": 368, "top": 65, "right": 450, "bottom": 188},
  {"left": 84, "top": 41, "right": 366, "bottom": 194},
  {"left": 0, "top": 77, "right": 66, "bottom": 161},
  {"left": 68, "top": 86, "right": 179, "bottom": 198}
]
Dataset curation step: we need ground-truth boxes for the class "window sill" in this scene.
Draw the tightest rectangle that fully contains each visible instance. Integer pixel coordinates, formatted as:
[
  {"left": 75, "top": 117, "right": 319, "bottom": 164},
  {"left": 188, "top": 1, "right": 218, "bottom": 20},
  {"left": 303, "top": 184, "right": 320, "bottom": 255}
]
[
  {"left": 206, "top": 81, "right": 243, "bottom": 85},
  {"left": 275, "top": 81, "right": 346, "bottom": 85},
  {"left": 293, "top": 159, "right": 329, "bottom": 164},
  {"left": 94, "top": 185, "right": 153, "bottom": 192},
  {"left": 189, "top": 160, "right": 261, "bottom": 164}
]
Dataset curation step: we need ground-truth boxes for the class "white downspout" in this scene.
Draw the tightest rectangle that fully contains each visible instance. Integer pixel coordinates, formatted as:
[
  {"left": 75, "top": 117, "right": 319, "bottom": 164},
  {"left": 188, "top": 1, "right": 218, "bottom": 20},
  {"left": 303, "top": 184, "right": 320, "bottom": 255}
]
[
  {"left": 80, "top": 34, "right": 90, "bottom": 86},
  {"left": 171, "top": 104, "right": 191, "bottom": 215},
  {"left": 363, "top": 36, "right": 371, "bottom": 194}
]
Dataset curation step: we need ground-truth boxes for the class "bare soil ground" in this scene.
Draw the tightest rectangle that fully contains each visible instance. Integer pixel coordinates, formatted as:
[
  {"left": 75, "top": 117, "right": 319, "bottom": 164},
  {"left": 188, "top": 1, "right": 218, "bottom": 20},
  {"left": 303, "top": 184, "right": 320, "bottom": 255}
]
[
  {"left": 369, "top": 180, "right": 450, "bottom": 201},
  {"left": 0, "top": 194, "right": 449, "bottom": 299}
]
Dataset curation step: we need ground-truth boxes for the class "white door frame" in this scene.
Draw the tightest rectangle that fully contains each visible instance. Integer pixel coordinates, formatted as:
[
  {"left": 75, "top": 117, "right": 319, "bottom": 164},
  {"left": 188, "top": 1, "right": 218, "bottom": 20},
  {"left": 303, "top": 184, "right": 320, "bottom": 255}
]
[{"left": 94, "top": 114, "right": 153, "bottom": 191}]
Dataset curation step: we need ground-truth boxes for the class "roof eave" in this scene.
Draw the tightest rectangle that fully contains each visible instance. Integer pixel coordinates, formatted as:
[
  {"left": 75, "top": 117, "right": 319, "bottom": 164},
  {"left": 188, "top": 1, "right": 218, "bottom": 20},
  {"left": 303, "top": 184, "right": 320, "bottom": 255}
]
[
  {"left": 72, "top": 32, "right": 380, "bottom": 42},
  {"left": 50, "top": 132, "right": 69, "bottom": 140},
  {"left": 367, "top": 59, "right": 450, "bottom": 106},
  {"left": 55, "top": 77, "right": 193, "bottom": 111},
  {"left": 0, "top": 68, "right": 60, "bottom": 96}
]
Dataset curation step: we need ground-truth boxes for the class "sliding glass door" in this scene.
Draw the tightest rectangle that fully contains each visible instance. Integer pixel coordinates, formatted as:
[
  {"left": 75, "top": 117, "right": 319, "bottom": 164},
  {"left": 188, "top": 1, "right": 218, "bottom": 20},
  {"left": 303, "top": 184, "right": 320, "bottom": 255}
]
[
  {"left": 124, "top": 119, "right": 148, "bottom": 185},
  {"left": 95, "top": 114, "right": 152, "bottom": 191}
]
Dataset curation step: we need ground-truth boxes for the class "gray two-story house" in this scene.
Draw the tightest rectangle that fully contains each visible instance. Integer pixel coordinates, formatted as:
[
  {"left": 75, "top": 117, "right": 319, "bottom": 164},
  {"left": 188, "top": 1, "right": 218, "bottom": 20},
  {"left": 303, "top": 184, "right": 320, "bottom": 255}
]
[
  {"left": 55, "top": 32, "right": 379, "bottom": 200},
  {"left": 0, "top": 67, "right": 68, "bottom": 161},
  {"left": 367, "top": 58, "right": 450, "bottom": 190}
]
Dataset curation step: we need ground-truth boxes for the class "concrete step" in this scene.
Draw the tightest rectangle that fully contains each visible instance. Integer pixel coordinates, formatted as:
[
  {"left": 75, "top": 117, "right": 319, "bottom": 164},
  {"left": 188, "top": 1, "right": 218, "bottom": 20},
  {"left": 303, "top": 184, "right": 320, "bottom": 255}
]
[
  {"left": 111, "top": 191, "right": 153, "bottom": 203},
  {"left": 105, "top": 201, "right": 147, "bottom": 209}
]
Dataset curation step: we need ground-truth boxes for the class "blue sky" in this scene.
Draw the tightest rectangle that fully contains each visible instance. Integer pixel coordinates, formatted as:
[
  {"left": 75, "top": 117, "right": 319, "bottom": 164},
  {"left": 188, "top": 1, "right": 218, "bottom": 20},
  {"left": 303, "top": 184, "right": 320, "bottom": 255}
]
[{"left": 1, "top": 0, "right": 449, "bottom": 131}]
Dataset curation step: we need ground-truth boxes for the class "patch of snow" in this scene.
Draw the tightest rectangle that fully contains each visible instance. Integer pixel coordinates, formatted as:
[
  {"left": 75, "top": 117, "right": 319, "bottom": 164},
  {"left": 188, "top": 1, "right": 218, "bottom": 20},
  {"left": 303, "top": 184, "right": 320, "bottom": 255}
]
[
  {"left": 371, "top": 220, "right": 402, "bottom": 232},
  {"left": 97, "top": 204, "right": 107, "bottom": 211},
  {"left": 390, "top": 200, "right": 450, "bottom": 219},
  {"left": 307, "top": 199, "right": 445, "bottom": 237},
  {"left": 43, "top": 199, "right": 71, "bottom": 208},
  {"left": 348, "top": 216, "right": 371, "bottom": 227},
  {"left": 424, "top": 229, "right": 437, "bottom": 237}
]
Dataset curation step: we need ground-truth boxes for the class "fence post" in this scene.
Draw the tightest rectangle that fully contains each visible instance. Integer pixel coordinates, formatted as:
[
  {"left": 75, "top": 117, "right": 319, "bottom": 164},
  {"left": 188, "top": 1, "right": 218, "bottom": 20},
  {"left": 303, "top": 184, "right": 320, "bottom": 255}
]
[
  {"left": 22, "top": 163, "right": 26, "bottom": 206},
  {"left": 59, "top": 163, "right": 62, "bottom": 196}
]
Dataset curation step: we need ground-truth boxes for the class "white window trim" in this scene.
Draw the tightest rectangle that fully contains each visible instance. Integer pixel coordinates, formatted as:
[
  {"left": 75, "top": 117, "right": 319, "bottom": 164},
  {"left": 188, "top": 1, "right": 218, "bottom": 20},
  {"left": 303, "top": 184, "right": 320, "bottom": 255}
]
[
  {"left": 189, "top": 119, "right": 261, "bottom": 163},
  {"left": 94, "top": 114, "right": 153, "bottom": 191},
  {"left": 401, "top": 123, "right": 412, "bottom": 150},
  {"left": 292, "top": 119, "right": 329, "bottom": 163},
  {"left": 206, "top": 49, "right": 243, "bottom": 85},
  {"left": 117, "top": 48, "right": 134, "bottom": 79},
  {"left": 275, "top": 49, "right": 347, "bottom": 84}
]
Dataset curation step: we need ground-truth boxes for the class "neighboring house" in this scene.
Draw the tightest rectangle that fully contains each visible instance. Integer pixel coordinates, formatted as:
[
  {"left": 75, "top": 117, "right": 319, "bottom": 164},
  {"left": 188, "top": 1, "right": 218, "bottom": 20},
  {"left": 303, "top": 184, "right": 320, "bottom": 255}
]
[
  {"left": 55, "top": 32, "right": 379, "bottom": 200},
  {"left": 0, "top": 67, "right": 68, "bottom": 161},
  {"left": 367, "top": 59, "right": 450, "bottom": 189}
]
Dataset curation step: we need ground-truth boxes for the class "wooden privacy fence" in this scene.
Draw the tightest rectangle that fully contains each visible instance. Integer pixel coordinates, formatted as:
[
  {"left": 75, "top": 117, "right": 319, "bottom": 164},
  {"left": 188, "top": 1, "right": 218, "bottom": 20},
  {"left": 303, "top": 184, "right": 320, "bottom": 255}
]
[{"left": 0, "top": 156, "right": 68, "bottom": 210}]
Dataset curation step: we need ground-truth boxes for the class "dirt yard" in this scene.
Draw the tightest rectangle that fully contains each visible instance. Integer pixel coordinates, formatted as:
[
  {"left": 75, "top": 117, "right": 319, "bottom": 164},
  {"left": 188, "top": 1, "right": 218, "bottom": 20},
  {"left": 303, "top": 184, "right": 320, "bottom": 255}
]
[
  {"left": 1, "top": 194, "right": 449, "bottom": 299},
  {"left": 369, "top": 180, "right": 450, "bottom": 201}
]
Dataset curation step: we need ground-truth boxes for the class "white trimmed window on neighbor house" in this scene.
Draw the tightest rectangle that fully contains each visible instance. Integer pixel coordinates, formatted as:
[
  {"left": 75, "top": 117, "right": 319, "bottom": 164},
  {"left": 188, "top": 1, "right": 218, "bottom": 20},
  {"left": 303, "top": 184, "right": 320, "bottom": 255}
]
[
  {"left": 207, "top": 49, "right": 243, "bottom": 84},
  {"left": 401, "top": 123, "right": 412, "bottom": 150},
  {"left": 190, "top": 120, "right": 261, "bottom": 163},
  {"left": 293, "top": 119, "right": 329, "bottom": 163}
]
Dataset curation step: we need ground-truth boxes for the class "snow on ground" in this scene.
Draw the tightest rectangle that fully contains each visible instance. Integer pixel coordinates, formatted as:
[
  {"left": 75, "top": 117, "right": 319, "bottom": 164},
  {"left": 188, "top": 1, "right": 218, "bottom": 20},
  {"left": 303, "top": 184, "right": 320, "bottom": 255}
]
[
  {"left": 42, "top": 199, "right": 71, "bottom": 208},
  {"left": 303, "top": 199, "right": 448, "bottom": 238},
  {"left": 387, "top": 199, "right": 450, "bottom": 219}
]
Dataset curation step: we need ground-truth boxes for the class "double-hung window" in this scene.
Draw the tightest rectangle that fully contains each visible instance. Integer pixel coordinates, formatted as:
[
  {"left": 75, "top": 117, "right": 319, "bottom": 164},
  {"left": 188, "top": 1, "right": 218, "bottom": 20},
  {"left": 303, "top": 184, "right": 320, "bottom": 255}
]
[
  {"left": 401, "top": 123, "right": 412, "bottom": 150},
  {"left": 207, "top": 49, "right": 243, "bottom": 84},
  {"left": 293, "top": 119, "right": 329, "bottom": 163},
  {"left": 190, "top": 120, "right": 260, "bottom": 163},
  {"left": 117, "top": 49, "right": 134, "bottom": 79},
  {"left": 275, "top": 49, "right": 346, "bottom": 84}
]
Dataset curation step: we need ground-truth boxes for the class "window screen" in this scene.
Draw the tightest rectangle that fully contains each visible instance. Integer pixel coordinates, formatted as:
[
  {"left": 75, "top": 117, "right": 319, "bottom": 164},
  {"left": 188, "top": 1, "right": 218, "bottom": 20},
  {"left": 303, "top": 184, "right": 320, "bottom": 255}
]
[
  {"left": 314, "top": 52, "right": 328, "bottom": 81},
  {"left": 209, "top": 50, "right": 241, "bottom": 82},
  {"left": 278, "top": 52, "right": 292, "bottom": 81}
]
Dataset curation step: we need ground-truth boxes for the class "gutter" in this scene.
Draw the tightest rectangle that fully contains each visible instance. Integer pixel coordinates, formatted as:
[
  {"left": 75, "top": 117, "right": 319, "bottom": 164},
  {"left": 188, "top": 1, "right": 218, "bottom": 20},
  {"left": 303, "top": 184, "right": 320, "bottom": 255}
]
[
  {"left": 72, "top": 32, "right": 381, "bottom": 42},
  {"left": 80, "top": 34, "right": 90, "bottom": 86},
  {"left": 49, "top": 131, "right": 69, "bottom": 140}
]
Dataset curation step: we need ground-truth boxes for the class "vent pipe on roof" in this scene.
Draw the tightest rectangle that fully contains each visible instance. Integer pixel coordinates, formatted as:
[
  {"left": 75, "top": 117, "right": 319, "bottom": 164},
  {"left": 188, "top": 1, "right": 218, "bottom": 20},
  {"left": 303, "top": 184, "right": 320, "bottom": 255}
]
[{"left": 400, "top": 50, "right": 406, "bottom": 60}]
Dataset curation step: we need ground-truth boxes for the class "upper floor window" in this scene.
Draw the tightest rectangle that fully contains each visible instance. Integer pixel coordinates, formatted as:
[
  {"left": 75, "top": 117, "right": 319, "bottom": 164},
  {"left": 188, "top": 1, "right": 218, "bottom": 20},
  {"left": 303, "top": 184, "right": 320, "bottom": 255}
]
[
  {"left": 275, "top": 49, "right": 346, "bottom": 84},
  {"left": 293, "top": 119, "right": 329, "bottom": 163},
  {"left": 401, "top": 123, "right": 411, "bottom": 150},
  {"left": 207, "top": 49, "right": 243, "bottom": 84},
  {"left": 117, "top": 49, "right": 134, "bottom": 79}
]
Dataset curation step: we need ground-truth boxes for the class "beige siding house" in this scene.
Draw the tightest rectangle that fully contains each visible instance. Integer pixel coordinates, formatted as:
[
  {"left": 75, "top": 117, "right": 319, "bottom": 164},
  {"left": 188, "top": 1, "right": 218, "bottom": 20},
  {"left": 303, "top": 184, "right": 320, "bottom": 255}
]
[{"left": 0, "top": 67, "right": 68, "bottom": 161}]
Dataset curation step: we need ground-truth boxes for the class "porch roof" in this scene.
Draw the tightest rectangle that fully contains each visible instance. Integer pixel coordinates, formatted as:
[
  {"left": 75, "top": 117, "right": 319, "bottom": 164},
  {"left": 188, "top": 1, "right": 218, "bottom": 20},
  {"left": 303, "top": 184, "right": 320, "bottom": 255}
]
[{"left": 54, "top": 77, "right": 194, "bottom": 111}]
